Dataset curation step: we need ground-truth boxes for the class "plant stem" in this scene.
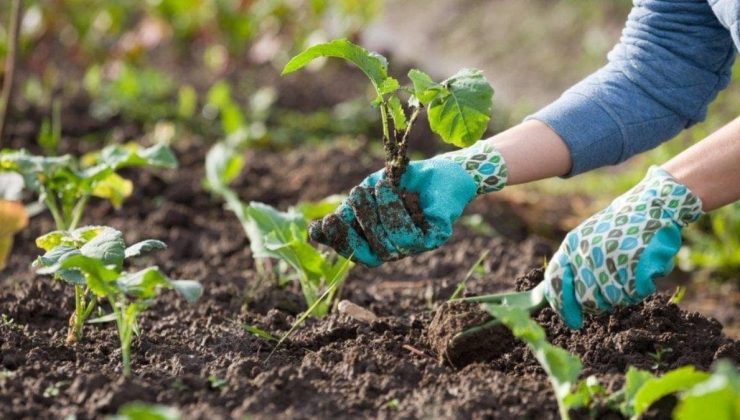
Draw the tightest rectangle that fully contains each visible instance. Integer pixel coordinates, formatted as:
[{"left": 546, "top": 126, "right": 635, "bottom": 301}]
[
  {"left": 43, "top": 192, "right": 67, "bottom": 231},
  {"left": 379, "top": 102, "right": 395, "bottom": 167},
  {"left": 390, "top": 106, "right": 420, "bottom": 185},
  {"left": 66, "top": 284, "right": 86, "bottom": 344},
  {"left": 68, "top": 195, "right": 89, "bottom": 230},
  {"left": 111, "top": 298, "right": 132, "bottom": 377},
  {"left": 0, "top": 0, "right": 23, "bottom": 147}
]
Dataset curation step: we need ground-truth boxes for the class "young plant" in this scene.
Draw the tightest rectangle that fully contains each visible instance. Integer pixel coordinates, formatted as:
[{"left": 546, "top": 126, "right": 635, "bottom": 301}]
[
  {"left": 35, "top": 226, "right": 202, "bottom": 376},
  {"left": 483, "top": 304, "right": 582, "bottom": 419},
  {"left": 2, "top": 143, "right": 176, "bottom": 342},
  {"left": 0, "top": 143, "right": 177, "bottom": 231},
  {"left": 282, "top": 38, "right": 493, "bottom": 187},
  {"left": 476, "top": 301, "right": 740, "bottom": 419},
  {"left": 205, "top": 141, "right": 352, "bottom": 317}
]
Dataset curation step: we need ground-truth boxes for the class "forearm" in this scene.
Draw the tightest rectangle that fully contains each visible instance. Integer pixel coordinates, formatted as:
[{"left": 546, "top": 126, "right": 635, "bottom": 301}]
[
  {"left": 662, "top": 117, "right": 740, "bottom": 212},
  {"left": 481, "top": 120, "right": 572, "bottom": 185}
]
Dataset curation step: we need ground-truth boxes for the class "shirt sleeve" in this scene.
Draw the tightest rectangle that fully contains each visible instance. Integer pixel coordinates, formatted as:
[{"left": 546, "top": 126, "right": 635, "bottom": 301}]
[{"left": 527, "top": 0, "right": 736, "bottom": 176}]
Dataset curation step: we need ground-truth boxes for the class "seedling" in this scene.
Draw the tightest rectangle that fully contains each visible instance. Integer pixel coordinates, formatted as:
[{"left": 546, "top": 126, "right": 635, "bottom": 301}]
[
  {"left": 35, "top": 226, "right": 203, "bottom": 373},
  {"left": 0, "top": 143, "right": 177, "bottom": 231},
  {"left": 3, "top": 143, "right": 177, "bottom": 343},
  {"left": 282, "top": 38, "right": 493, "bottom": 188},
  {"left": 450, "top": 281, "right": 548, "bottom": 344},
  {"left": 467, "top": 291, "right": 740, "bottom": 419},
  {"left": 649, "top": 345, "right": 674, "bottom": 371},
  {"left": 205, "top": 141, "right": 352, "bottom": 317},
  {"left": 448, "top": 249, "right": 490, "bottom": 301}
]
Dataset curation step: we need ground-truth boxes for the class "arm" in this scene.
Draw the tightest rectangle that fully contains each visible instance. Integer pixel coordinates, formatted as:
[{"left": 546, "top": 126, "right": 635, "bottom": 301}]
[
  {"left": 526, "top": 0, "right": 735, "bottom": 176},
  {"left": 663, "top": 116, "right": 740, "bottom": 212}
]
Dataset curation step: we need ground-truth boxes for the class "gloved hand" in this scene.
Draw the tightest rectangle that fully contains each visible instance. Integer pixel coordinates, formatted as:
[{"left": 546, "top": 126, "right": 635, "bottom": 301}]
[
  {"left": 309, "top": 142, "right": 508, "bottom": 266},
  {"left": 544, "top": 166, "right": 704, "bottom": 329}
]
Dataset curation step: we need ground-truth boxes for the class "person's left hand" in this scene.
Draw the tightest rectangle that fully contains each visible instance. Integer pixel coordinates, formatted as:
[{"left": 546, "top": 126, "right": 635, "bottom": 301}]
[
  {"left": 543, "top": 166, "right": 704, "bottom": 329},
  {"left": 309, "top": 141, "right": 509, "bottom": 267}
]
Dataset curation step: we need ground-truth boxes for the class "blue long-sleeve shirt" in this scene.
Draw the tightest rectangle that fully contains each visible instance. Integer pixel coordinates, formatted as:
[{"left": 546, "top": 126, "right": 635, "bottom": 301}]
[{"left": 529, "top": 0, "right": 739, "bottom": 176}]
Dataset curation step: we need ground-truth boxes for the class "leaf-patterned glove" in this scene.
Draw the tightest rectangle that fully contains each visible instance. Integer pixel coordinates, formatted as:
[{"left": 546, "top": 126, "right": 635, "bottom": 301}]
[
  {"left": 309, "top": 141, "right": 508, "bottom": 266},
  {"left": 544, "top": 166, "right": 704, "bottom": 329}
]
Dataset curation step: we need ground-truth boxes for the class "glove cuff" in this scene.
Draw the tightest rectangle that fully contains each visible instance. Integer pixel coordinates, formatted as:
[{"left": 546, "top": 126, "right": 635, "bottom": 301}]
[
  {"left": 631, "top": 166, "right": 704, "bottom": 226},
  {"left": 437, "top": 141, "right": 508, "bottom": 195}
]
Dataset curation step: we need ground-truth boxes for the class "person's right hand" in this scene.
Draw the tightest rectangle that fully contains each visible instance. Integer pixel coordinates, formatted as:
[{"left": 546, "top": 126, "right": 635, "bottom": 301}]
[
  {"left": 543, "top": 166, "right": 704, "bottom": 329},
  {"left": 309, "top": 142, "right": 509, "bottom": 267}
]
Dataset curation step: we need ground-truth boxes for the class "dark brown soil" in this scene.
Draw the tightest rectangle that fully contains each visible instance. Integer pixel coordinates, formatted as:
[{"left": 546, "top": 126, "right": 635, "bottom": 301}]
[{"left": 1, "top": 142, "right": 738, "bottom": 419}]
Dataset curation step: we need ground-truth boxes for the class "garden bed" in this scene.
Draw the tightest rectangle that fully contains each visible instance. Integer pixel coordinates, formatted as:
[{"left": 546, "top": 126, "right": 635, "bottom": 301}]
[{"left": 1, "top": 142, "right": 738, "bottom": 419}]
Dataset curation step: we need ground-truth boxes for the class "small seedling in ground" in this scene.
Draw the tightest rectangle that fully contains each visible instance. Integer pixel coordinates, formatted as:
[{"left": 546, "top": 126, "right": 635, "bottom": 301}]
[
  {"left": 449, "top": 249, "right": 490, "bottom": 301},
  {"left": 649, "top": 345, "right": 674, "bottom": 371},
  {"left": 282, "top": 38, "right": 493, "bottom": 210},
  {"left": 464, "top": 294, "right": 740, "bottom": 419},
  {"left": 1, "top": 143, "right": 177, "bottom": 231},
  {"left": 205, "top": 141, "right": 352, "bottom": 317},
  {"left": 3, "top": 143, "right": 177, "bottom": 343},
  {"left": 35, "top": 226, "right": 202, "bottom": 375}
]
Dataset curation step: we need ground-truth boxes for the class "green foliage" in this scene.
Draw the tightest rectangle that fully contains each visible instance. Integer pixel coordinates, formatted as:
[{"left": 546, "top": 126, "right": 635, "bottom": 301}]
[
  {"left": 673, "top": 361, "right": 740, "bottom": 420},
  {"left": 1, "top": 143, "right": 176, "bottom": 231},
  {"left": 485, "top": 304, "right": 582, "bottom": 419},
  {"left": 205, "top": 141, "right": 352, "bottom": 317},
  {"left": 282, "top": 38, "right": 494, "bottom": 158},
  {"left": 482, "top": 301, "right": 740, "bottom": 419},
  {"left": 680, "top": 203, "right": 740, "bottom": 277},
  {"left": 109, "top": 402, "right": 181, "bottom": 420},
  {"left": 35, "top": 226, "right": 202, "bottom": 376},
  {"left": 412, "top": 69, "right": 494, "bottom": 147},
  {"left": 85, "top": 64, "right": 177, "bottom": 123}
]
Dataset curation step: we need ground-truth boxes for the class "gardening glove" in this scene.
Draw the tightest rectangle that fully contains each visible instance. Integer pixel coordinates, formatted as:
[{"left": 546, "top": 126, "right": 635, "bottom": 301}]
[
  {"left": 544, "top": 166, "right": 704, "bottom": 329},
  {"left": 309, "top": 141, "right": 508, "bottom": 267}
]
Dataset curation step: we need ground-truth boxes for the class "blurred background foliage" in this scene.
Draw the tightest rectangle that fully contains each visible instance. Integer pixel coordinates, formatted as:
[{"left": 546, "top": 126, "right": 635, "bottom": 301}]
[{"left": 0, "top": 0, "right": 738, "bottom": 283}]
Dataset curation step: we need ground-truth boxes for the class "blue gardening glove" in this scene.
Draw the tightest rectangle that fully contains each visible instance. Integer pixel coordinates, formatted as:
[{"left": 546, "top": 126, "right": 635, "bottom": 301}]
[
  {"left": 544, "top": 166, "right": 704, "bottom": 329},
  {"left": 309, "top": 142, "right": 508, "bottom": 267}
]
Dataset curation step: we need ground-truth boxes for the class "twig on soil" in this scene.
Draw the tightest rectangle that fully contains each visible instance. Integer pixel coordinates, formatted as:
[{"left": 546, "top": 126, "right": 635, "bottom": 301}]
[
  {"left": 0, "top": 0, "right": 23, "bottom": 146},
  {"left": 402, "top": 344, "right": 431, "bottom": 359}
]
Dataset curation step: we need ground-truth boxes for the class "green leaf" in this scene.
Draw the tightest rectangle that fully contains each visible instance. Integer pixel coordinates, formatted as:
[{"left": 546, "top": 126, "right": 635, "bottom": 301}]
[
  {"left": 111, "top": 402, "right": 181, "bottom": 420},
  {"left": 79, "top": 227, "right": 125, "bottom": 269},
  {"left": 296, "top": 195, "right": 344, "bottom": 220},
  {"left": 56, "top": 254, "right": 120, "bottom": 297},
  {"left": 618, "top": 366, "right": 655, "bottom": 416},
  {"left": 407, "top": 69, "right": 445, "bottom": 104},
  {"left": 633, "top": 366, "right": 711, "bottom": 416},
  {"left": 282, "top": 39, "right": 393, "bottom": 94},
  {"left": 244, "top": 202, "right": 305, "bottom": 259},
  {"left": 89, "top": 143, "right": 178, "bottom": 172},
  {"left": 485, "top": 304, "right": 582, "bottom": 403},
  {"left": 118, "top": 267, "right": 170, "bottom": 299},
  {"left": 91, "top": 173, "right": 133, "bottom": 209},
  {"left": 427, "top": 69, "right": 493, "bottom": 147},
  {"left": 170, "top": 280, "right": 203, "bottom": 304},
  {"left": 125, "top": 239, "right": 167, "bottom": 259},
  {"left": 674, "top": 361, "right": 740, "bottom": 420},
  {"left": 564, "top": 376, "right": 605, "bottom": 409},
  {"left": 204, "top": 142, "right": 245, "bottom": 192},
  {"left": 243, "top": 324, "right": 278, "bottom": 342},
  {"left": 0, "top": 150, "right": 76, "bottom": 192},
  {"left": 387, "top": 96, "right": 407, "bottom": 130},
  {"left": 377, "top": 77, "right": 400, "bottom": 96}
]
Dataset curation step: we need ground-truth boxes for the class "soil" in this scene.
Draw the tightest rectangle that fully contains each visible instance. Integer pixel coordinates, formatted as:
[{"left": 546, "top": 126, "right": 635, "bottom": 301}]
[{"left": 1, "top": 141, "right": 738, "bottom": 419}]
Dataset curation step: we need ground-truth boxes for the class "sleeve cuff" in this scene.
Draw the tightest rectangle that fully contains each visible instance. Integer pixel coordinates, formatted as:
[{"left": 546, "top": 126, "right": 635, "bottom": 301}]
[{"left": 525, "top": 92, "right": 626, "bottom": 177}]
